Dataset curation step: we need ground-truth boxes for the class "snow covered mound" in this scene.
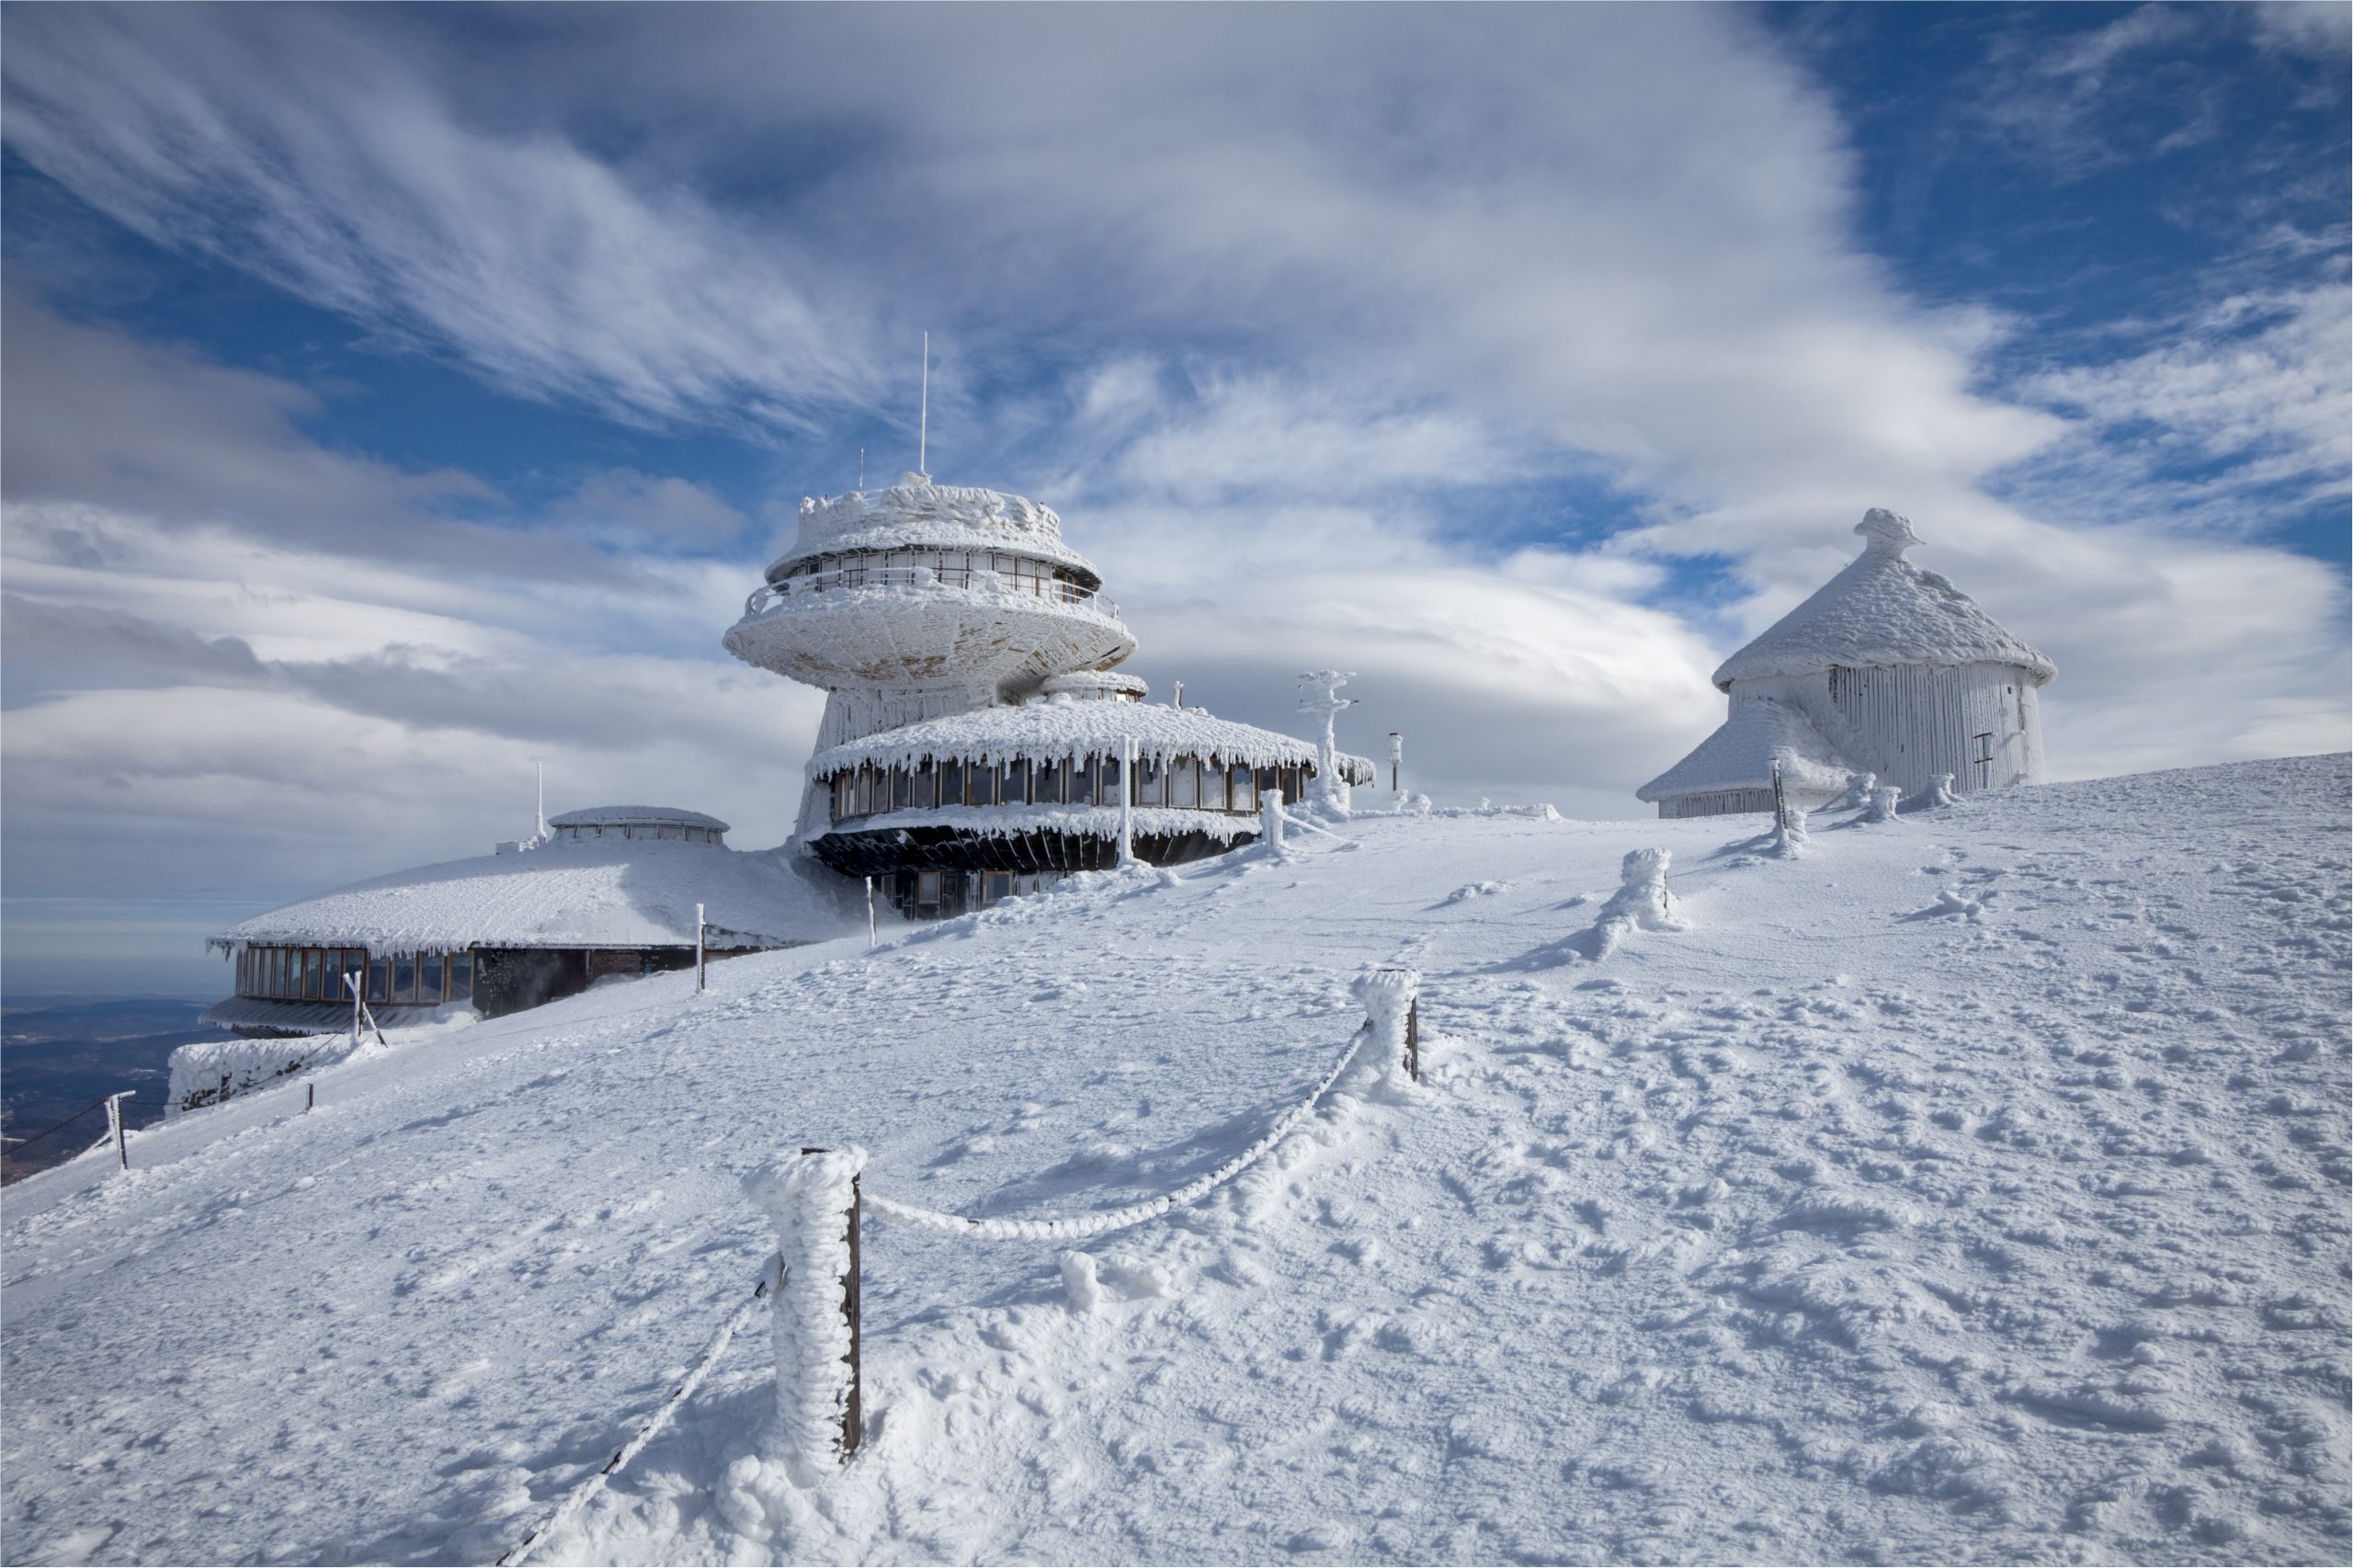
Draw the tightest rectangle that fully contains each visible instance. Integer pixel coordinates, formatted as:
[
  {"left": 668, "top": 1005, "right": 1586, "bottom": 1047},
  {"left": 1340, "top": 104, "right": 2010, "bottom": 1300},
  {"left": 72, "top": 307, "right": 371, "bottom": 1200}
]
[{"left": 3, "top": 756, "right": 2347, "bottom": 1565}]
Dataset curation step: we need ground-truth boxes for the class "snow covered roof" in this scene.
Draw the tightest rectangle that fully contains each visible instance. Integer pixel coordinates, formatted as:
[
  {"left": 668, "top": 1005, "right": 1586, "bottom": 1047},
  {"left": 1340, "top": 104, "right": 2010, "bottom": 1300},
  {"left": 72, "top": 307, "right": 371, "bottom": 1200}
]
[
  {"left": 1040, "top": 670, "right": 1148, "bottom": 699},
  {"left": 546, "top": 805, "right": 731, "bottom": 833},
  {"left": 1636, "top": 697, "right": 1851, "bottom": 802},
  {"left": 809, "top": 699, "right": 1330, "bottom": 776},
  {"left": 208, "top": 837, "right": 859, "bottom": 956},
  {"left": 767, "top": 478, "right": 1104, "bottom": 585},
  {"left": 1711, "top": 510, "right": 2056, "bottom": 691}
]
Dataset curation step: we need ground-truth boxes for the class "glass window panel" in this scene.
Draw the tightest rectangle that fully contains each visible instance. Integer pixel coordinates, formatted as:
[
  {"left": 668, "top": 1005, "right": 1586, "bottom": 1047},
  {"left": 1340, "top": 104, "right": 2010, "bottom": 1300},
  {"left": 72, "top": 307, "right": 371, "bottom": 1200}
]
[
  {"left": 968, "top": 759, "right": 995, "bottom": 806},
  {"left": 834, "top": 772, "right": 853, "bottom": 822},
  {"left": 1137, "top": 756, "right": 1164, "bottom": 806},
  {"left": 1001, "top": 758, "right": 1029, "bottom": 804},
  {"left": 1037, "top": 757, "right": 1064, "bottom": 804},
  {"left": 913, "top": 763, "right": 937, "bottom": 810},
  {"left": 369, "top": 957, "right": 390, "bottom": 1004},
  {"left": 393, "top": 954, "right": 415, "bottom": 1004},
  {"left": 300, "top": 949, "right": 320, "bottom": 999},
  {"left": 418, "top": 952, "right": 445, "bottom": 1006},
  {"left": 938, "top": 759, "right": 964, "bottom": 807},
  {"left": 1201, "top": 762, "right": 1228, "bottom": 811},
  {"left": 1170, "top": 757, "right": 1199, "bottom": 808},
  {"left": 1070, "top": 756, "right": 1097, "bottom": 805},
  {"left": 893, "top": 767, "right": 914, "bottom": 810},
  {"left": 450, "top": 951, "right": 473, "bottom": 1000},
  {"left": 1232, "top": 767, "right": 1257, "bottom": 812},
  {"left": 1281, "top": 766, "right": 1302, "bottom": 803},
  {"left": 1101, "top": 755, "right": 1123, "bottom": 802}
]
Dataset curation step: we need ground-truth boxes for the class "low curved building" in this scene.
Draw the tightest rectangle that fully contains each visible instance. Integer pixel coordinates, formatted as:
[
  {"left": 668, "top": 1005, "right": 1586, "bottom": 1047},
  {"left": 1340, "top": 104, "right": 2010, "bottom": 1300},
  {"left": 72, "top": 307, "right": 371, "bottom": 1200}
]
[
  {"left": 203, "top": 805, "right": 857, "bottom": 1035},
  {"left": 1640, "top": 509, "right": 2054, "bottom": 818},
  {"left": 805, "top": 693, "right": 1367, "bottom": 915}
]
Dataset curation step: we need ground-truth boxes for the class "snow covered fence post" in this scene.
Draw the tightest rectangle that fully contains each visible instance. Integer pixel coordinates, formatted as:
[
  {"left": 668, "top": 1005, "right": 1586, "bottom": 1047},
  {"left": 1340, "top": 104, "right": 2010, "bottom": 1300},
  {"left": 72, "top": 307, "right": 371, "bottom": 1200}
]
[
  {"left": 864, "top": 878, "right": 877, "bottom": 949},
  {"left": 103, "top": 1090, "right": 131, "bottom": 1171},
  {"left": 1260, "top": 788, "right": 1287, "bottom": 858},
  {"left": 1591, "top": 847, "right": 1691, "bottom": 958},
  {"left": 696, "top": 903, "right": 707, "bottom": 993},
  {"left": 1913, "top": 773, "right": 1960, "bottom": 810},
  {"left": 744, "top": 1145, "right": 867, "bottom": 1469},
  {"left": 1365, "top": 968, "right": 1422, "bottom": 1082},
  {"left": 1839, "top": 771, "right": 1877, "bottom": 810},
  {"left": 1770, "top": 757, "right": 1789, "bottom": 834},
  {"left": 346, "top": 970, "right": 363, "bottom": 1047},
  {"left": 1863, "top": 787, "right": 1901, "bottom": 824}
]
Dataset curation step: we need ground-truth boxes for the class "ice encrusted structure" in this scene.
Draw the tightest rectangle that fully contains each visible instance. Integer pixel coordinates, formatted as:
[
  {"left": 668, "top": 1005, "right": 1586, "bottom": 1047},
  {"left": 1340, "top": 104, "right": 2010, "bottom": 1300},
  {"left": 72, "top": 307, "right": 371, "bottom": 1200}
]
[
  {"left": 1768, "top": 806, "right": 1809, "bottom": 858},
  {"left": 1839, "top": 772, "right": 1879, "bottom": 810},
  {"left": 1863, "top": 787, "right": 1903, "bottom": 824},
  {"left": 1914, "top": 773, "right": 1961, "bottom": 810},
  {"left": 1592, "top": 848, "right": 1689, "bottom": 956},
  {"left": 744, "top": 1147, "right": 866, "bottom": 1470},
  {"left": 1639, "top": 509, "right": 2054, "bottom": 818}
]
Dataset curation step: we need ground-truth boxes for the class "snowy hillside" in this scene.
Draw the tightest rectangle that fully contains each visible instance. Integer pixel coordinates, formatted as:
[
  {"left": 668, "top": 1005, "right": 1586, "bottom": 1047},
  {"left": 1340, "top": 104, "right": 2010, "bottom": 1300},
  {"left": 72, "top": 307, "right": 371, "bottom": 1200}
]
[{"left": 4, "top": 756, "right": 2347, "bottom": 1565}]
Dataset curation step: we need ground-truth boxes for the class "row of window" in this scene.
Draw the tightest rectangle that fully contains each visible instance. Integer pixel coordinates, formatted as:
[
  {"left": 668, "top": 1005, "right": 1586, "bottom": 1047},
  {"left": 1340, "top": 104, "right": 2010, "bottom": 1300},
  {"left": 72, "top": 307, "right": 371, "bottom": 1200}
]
[
  {"left": 236, "top": 945, "right": 475, "bottom": 1006},
  {"left": 553, "top": 824, "right": 723, "bottom": 844},
  {"left": 779, "top": 551, "right": 1097, "bottom": 604},
  {"left": 828, "top": 756, "right": 1311, "bottom": 824}
]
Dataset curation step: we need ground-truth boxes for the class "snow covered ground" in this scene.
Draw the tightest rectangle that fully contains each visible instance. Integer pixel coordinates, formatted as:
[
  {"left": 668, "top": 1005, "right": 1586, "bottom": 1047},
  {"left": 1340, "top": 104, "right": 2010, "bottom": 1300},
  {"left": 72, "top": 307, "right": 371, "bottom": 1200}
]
[{"left": 3, "top": 756, "right": 2346, "bottom": 1565}]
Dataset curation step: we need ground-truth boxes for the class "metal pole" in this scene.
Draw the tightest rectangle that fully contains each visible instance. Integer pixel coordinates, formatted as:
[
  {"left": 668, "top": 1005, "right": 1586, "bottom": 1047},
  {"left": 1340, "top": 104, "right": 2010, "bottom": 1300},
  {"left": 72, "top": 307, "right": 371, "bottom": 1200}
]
[
  {"left": 307, "top": 1082, "right": 315, "bottom": 1113},
  {"left": 105, "top": 1091, "right": 131, "bottom": 1171},
  {"left": 864, "top": 879, "right": 877, "bottom": 948},
  {"left": 1771, "top": 758, "right": 1788, "bottom": 833},
  {"left": 1119, "top": 735, "right": 1136, "bottom": 864},
  {"left": 1389, "top": 731, "right": 1403, "bottom": 794},
  {"left": 696, "top": 903, "right": 707, "bottom": 992},
  {"left": 347, "top": 970, "right": 362, "bottom": 1048}
]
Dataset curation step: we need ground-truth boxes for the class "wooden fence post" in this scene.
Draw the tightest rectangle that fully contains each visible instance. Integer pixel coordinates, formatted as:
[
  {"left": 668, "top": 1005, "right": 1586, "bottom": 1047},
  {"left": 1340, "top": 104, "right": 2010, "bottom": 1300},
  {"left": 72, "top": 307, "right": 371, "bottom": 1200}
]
[
  {"left": 104, "top": 1091, "right": 131, "bottom": 1170},
  {"left": 747, "top": 1145, "right": 866, "bottom": 1468}
]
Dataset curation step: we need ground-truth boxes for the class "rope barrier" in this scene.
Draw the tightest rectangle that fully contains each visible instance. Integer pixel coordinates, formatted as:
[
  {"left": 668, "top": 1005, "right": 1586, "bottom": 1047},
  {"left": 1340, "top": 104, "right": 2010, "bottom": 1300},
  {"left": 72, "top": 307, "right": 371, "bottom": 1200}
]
[
  {"left": 0, "top": 1094, "right": 167, "bottom": 1154},
  {"left": 497, "top": 1276, "right": 771, "bottom": 1568},
  {"left": 861, "top": 1019, "right": 1374, "bottom": 1240}
]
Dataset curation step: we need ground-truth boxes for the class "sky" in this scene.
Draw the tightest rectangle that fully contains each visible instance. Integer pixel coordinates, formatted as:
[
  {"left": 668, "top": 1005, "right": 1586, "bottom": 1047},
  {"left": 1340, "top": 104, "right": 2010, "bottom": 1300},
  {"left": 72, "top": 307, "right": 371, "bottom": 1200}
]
[{"left": 2, "top": 1, "right": 2347, "bottom": 996}]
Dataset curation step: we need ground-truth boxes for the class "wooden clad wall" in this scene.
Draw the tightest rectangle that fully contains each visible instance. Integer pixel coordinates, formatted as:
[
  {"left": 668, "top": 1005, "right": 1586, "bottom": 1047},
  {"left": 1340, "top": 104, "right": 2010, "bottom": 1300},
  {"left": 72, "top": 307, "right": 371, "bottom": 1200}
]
[{"left": 1823, "top": 662, "right": 2043, "bottom": 797}]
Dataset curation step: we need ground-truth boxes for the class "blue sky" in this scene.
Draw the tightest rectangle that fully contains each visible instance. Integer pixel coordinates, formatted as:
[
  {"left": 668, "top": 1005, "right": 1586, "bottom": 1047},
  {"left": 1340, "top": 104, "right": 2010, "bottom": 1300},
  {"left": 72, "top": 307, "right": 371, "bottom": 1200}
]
[{"left": 3, "top": 2, "right": 2347, "bottom": 994}]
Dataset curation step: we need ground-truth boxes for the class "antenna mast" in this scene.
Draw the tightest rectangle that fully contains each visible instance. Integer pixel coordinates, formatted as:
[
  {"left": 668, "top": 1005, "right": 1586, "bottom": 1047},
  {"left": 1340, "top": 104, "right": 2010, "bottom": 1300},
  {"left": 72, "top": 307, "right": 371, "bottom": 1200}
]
[{"left": 918, "top": 331, "right": 929, "bottom": 478}]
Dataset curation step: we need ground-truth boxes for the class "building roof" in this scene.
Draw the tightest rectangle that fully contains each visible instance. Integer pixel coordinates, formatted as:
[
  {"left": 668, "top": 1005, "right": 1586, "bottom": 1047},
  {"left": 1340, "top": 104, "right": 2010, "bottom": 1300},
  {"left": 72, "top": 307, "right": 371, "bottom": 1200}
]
[
  {"left": 1711, "top": 510, "right": 2057, "bottom": 692},
  {"left": 1636, "top": 697, "right": 1852, "bottom": 802},
  {"left": 208, "top": 836, "right": 860, "bottom": 956},
  {"left": 809, "top": 698, "right": 1375, "bottom": 783},
  {"left": 546, "top": 805, "right": 731, "bottom": 833},
  {"left": 767, "top": 478, "right": 1105, "bottom": 585}
]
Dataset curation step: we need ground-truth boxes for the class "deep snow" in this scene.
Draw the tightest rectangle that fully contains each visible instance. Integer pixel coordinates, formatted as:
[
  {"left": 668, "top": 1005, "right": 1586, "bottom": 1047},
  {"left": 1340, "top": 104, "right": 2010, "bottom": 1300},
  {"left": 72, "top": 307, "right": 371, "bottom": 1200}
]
[{"left": 3, "top": 756, "right": 2346, "bottom": 1565}]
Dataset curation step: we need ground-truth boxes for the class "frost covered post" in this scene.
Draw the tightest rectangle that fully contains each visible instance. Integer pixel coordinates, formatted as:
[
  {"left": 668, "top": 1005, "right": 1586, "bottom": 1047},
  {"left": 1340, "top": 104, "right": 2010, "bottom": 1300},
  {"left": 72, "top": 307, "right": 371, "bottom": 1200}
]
[
  {"left": 1915, "top": 773, "right": 1960, "bottom": 810},
  {"left": 1297, "top": 670, "right": 1358, "bottom": 815},
  {"left": 863, "top": 878, "right": 877, "bottom": 948},
  {"left": 1118, "top": 734, "right": 1136, "bottom": 865},
  {"left": 1591, "top": 848, "right": 1691, "bottom": 958},
  {"left": 1388, "top": 731, "right": 1404, "bottom": 799},
  {"left": 1863, "top": 786, "right": 1901, "bottom": 824},
  {"left": 1770, "top": 757, "right": 1789, "bottom": 833},
  {"left": 345, "top": 970, "right": 363, "bottom": 1048},
  {"left": 103, "top": 1090, "right": 131, "bottom": 1171},
  {"left": 1366, "top": 968, "right": 1422, "bottom": 1081},
  {"left": 744, "top": 1145, "right": 866, "bottom": 1468},
  {"left": 1259, "top": 788, "right": 1289, "bottom": 858},
  {"left": 1839, "top": 771, "right": 1878, "bottom": 810},
  {"left": 695, "top": 903, "right": 707, "bottom": 993}
]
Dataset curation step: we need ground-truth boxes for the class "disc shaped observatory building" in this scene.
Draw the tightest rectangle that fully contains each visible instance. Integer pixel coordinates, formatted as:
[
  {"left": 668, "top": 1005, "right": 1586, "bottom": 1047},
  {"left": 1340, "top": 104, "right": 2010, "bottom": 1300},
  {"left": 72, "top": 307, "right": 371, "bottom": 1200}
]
[
  {"left": 1639, "top": 509, "right": 2054, "bottom": 819},
  {"left": 725, "top": 474, "right": 1363, "bottom": 917}
]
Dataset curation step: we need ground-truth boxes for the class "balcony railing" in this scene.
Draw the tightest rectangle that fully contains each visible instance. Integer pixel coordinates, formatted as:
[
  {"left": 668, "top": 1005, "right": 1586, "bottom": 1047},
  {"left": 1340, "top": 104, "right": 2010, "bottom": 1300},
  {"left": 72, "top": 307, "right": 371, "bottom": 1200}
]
[{"left": 742, "top": 565, "right": 1120, "bottom": 620}]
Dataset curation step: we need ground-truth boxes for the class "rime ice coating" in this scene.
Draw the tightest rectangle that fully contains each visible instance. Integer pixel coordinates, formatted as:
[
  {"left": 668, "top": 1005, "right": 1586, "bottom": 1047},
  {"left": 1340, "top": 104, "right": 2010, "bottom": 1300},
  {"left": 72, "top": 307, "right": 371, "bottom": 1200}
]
[{"left": 1711, "top": 508, "right": 2056, "bottom": 692}]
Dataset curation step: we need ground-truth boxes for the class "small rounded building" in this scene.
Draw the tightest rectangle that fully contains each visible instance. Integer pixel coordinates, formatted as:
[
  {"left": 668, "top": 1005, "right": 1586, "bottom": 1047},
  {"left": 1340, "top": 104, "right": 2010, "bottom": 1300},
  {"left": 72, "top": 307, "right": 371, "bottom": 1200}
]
[
  {"left": 1639, "top": 509, "right": 2054, "bottom": 818},
  {"left": 203, "top": 805, "right": 856, "bottom": 1035}
]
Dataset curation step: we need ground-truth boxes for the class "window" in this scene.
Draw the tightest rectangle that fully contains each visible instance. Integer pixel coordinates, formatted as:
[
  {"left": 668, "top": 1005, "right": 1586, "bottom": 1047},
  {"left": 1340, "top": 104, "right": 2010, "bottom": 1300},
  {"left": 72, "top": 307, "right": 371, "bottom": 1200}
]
[
  {"left": 969, "top": 759, "right": 996, "bottom": 807},
  {"left": 418, "top": 951, "right": 445, "bottom": 1006},
  {"left": 1231, "top": 767, "right": 1256, "bottom": 812},
  {"left": 939, "top": 759, "right": 964, "bottom": 807},
  {"left": 833, "top": 772, "right": 854, "bottom": 822},
  {"left": 393, "top": 955, "right": 415, "bottom": 1004},
  {"left": 450, "top": 951, "right": 473, "bottom": 1001},
  {"left": 1037, "top": 756, "right": 1065, "bottom": 804},
  {"left": 917, "top": 871, "right": 943, "bottom": 909},
  {"left": 913, "top": 763, "right": 937, "bottom": 810},
  {"left": 1201, "top": 760, "right": 1228, "bottom": 812},
  {"left": 369, "top": 956, "right": 390, "bottom": 1004},
  {"left": 1256, "top": 766, "right": 1279, "bottom": 801},
  {"left": 301, "top": 949, "right": 323, "bottom": 1000},
  {"left": 1101, "top": 754, "right": 1123, "bottom": 803},
  {"left": 892, "top": 767, "right": 913, "bottom": 811},
  {"left": 983, "top": 871, "right": 1013, "bottom": 905},
  {"left": 1170, "top": 757, "right": 1199, "bottom": 808},
  {"left": 1137, "top": 756, "right": 1164, "bottom": 805},
  {"left": 1001, "top": 757, "right": 1029, "bottom": 804},
  {"left": 1071, "top": 756, "right": 1097, "bottom": 806},
  {"left": 859, "top": 765, "right": 880, "bottom": 815},
  {"left": 1280, "top": 765, "right": 1303, "bottom": 804}
]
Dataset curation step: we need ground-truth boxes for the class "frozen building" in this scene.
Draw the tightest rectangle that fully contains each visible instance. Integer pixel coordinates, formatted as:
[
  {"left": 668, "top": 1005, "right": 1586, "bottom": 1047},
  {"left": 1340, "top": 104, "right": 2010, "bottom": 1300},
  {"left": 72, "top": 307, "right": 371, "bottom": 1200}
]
[
  {"left": 1639, "top": 509, "right": 2054, "bottom": 819},
  {"left": 202, "top": 806, "right": 856, "bottom": 1035},
  {"left": 726, "top": 474, "right": 1368, "bottom": 916}
]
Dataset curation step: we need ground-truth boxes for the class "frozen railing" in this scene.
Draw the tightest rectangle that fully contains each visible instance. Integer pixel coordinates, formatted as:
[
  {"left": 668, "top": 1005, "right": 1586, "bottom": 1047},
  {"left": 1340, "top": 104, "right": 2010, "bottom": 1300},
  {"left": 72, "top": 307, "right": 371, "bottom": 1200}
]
[
  {"left": 494, "top": 971, "right": 1426, "bottom": 1560},
  {"left": 743, "top": 567, "right": 1120, "bottom": 619}
]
